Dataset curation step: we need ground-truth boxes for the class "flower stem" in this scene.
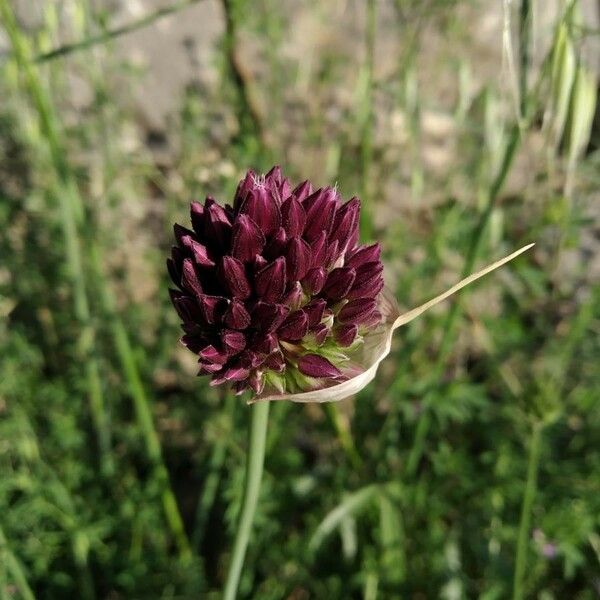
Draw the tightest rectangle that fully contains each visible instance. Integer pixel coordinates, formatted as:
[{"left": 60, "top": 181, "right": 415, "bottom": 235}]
[
  {"left": 512, "top": 421, "right": 543, "bottom": 600},
  {"left": 223, "top": 401, "right": 270, "bottom": 600}
]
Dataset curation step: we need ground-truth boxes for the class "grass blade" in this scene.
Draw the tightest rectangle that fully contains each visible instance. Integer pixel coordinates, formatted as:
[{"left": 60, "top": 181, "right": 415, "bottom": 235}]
[
  {"left": 0, "top": 526, "right": 35, "bottom": 600},
  {"left": 35, "top": 0, "right": 205, "bottom": 63},
  {"left": 309, "top": 484, "right": 379, "bottom": 553},
  {"left": 1, "top": 0, "right": 191, "bottom": 558},
  {"left": 512, "top": 422, "right": 544, "bottom": 600},
  {"left": 0, "top": 0, "right": 112, "bottom": 477}
]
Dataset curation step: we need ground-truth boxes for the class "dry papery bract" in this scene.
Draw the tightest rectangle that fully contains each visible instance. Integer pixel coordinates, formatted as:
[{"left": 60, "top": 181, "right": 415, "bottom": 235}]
[{"left": 253, "top": 243, "right": 535, "bottom": 403}]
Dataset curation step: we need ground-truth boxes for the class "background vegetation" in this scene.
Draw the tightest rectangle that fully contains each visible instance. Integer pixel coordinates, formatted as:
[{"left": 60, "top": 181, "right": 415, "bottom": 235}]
[{"left": 1, "top": 0, "right": 599, "bottom": 598}]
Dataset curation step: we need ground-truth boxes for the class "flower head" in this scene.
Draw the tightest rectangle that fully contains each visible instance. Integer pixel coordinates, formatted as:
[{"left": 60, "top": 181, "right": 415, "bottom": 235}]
[{"left": 168, "top": 166, "right": 385, "bottom": 396}]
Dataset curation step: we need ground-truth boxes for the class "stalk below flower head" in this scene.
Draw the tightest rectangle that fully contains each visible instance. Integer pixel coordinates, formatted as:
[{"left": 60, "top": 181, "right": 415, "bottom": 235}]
[{"left": 168, "top": 166, "right": 385, "bottom": 397}]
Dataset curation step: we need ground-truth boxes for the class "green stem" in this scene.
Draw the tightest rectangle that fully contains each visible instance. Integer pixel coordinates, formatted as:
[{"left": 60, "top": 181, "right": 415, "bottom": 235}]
[
  {"left": 223, "top": 401, "right": 270, "bottom": 600},
  {"left": 435, "top": 124, "right": 522, "bottom": 371},
  {"left": 405, "top": 411, "right": 430, "bottom": 477},
  {"left": 359, "top": 0, "right": 377, "bottom": 240},
  {"left": 76, "top": 559, "right": 96, "bottom": 600},
  {"left": 113, "top": 313, "right": 191, "bottom": 559},
  {"left": 0, "top": 0, "right": 113, "bottom": 476},
  {"left": 519, "top": 0, "right": 532, "bottom": 119},
  {"left": 512, "top": 422, "right": 543, "bottom": 600},
  {"left": 405, "top": 124, "right": 522, "bottom": 476},
  {"left": 221, "top": 0, "right": 264, "bottom": 146}
]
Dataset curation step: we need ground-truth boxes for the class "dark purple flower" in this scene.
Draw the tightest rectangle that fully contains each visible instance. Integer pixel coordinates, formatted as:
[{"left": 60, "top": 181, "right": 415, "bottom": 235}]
[{"left": 168, "top": 166, "right": 385, "bottom": 395}]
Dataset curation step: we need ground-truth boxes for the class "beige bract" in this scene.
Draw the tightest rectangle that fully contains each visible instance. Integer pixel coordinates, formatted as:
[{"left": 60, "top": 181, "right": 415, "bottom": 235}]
[{"left": 253, "top": 244, "right": 534, "bottom": 403}]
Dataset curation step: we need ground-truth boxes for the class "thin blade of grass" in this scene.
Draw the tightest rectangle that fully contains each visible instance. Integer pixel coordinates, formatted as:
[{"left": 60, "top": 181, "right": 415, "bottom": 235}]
[
  {"left": 88, "top": 244, "right": 191, "bottom": 560},
  {"left": 0, "top": 526, "right": 35, "bottom": 600},
  {"left": 0, "top": 0, "right": 112, "bottom": 477},
  {"left": 35, "top": 0, "right": 205, "bottom": 63},
  {"left": 512, "top": 421, "right": 544, "bottom": 600},
  {"left": 309, "top": 484, "right": 379, "bottom": 552},
  {"left": 405, "top": 122, "right": 525, "bottom": 475},
  {"left": 192, "top": 392, "right": 236, "bottom": 551},
  {"left": 1, "top": 0, "right": 191, "bottom": 559},
  {"left": 358, "top": 0, "right": 377, "bottom": 239}
]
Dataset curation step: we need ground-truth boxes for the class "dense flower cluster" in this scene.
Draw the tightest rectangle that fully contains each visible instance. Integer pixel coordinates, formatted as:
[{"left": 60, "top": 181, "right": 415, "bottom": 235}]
[{"left": 168, "top": 166, "right": 384, "bottom": 395}]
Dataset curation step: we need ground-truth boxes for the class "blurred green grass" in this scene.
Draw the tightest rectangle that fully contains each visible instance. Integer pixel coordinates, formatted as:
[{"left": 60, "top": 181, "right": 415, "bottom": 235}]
[{"left": 1, "top": 0, "right": 599, "bottom": 598}]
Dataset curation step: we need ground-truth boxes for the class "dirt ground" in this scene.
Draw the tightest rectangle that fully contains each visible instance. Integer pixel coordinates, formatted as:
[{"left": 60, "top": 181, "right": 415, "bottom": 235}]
[{"left": 6, "top": 1, "right": 599, "bottom": 133}]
